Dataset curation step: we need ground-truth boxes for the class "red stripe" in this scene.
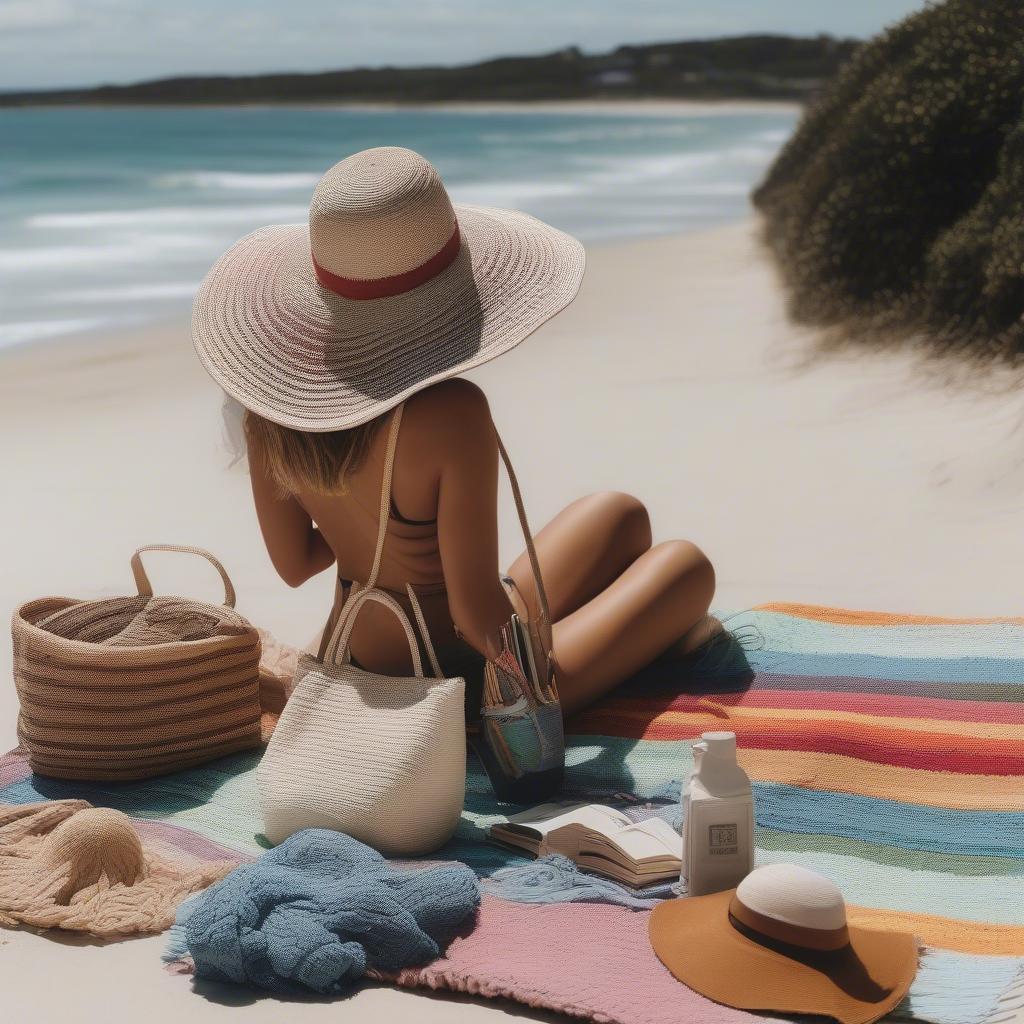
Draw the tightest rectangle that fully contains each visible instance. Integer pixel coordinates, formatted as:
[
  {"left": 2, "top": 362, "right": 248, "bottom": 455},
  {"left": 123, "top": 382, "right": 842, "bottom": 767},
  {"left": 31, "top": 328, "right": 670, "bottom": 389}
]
[
  {"left": 714, "top": 729, "right": 1024, "bottom": 775},
  {"left": 569, "top": 712, "right": 1024, "bottom": 774},
  {"left": 312, "top": 224, "right": 461, "bottom": 300}
]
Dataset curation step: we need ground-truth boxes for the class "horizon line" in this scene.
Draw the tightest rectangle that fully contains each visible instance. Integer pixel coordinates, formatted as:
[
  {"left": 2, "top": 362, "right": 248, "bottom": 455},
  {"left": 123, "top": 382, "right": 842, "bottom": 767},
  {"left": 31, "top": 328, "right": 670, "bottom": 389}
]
[{"left": 0, "top": 30, "right": 859, "bottom": 98}]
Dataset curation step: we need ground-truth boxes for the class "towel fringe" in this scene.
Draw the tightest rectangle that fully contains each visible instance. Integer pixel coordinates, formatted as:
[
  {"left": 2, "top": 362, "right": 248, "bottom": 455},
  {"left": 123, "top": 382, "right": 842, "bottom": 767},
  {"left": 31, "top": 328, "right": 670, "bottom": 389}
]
[{"left": 985, "top": 962, "right": 1024, "bottom": 1024}]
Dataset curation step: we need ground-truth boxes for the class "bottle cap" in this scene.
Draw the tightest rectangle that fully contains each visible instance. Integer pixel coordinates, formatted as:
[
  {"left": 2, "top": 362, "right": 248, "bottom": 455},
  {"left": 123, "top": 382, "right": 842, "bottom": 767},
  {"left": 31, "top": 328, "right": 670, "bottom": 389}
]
[{"left": 701, "top": 731, "right": 737, "bottom": 757}]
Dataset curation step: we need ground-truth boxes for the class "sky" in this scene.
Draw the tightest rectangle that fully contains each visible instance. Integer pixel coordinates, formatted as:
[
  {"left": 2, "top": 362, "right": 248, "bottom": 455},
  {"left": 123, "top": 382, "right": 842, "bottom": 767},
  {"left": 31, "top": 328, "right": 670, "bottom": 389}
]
[{"left": 0, "top": 0, "right": 930, "bottom": 92}]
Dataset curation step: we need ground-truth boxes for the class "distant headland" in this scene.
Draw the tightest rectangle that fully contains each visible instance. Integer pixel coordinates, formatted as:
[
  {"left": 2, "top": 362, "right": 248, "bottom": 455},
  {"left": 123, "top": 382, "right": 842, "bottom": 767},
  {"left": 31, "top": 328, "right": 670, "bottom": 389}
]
[{"left": 0, "top": 35, "right": 858, "bottom": 107}]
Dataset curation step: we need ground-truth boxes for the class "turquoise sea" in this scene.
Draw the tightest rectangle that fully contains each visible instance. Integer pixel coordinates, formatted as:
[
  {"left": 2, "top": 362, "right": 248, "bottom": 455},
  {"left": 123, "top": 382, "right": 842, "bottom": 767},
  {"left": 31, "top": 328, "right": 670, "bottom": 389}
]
[{"left": 0, "top": 106, "right": 796, "bottom": 349}]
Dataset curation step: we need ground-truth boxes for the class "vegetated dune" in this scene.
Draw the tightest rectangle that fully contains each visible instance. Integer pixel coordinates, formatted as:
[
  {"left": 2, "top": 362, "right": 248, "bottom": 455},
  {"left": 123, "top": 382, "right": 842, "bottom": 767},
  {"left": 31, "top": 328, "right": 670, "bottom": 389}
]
[
  {"left": 754, "top": 0, "right": 1024, "bottom": 362},
  {"left": 0, "top": 36, "right": 857, "bottom": 106}
]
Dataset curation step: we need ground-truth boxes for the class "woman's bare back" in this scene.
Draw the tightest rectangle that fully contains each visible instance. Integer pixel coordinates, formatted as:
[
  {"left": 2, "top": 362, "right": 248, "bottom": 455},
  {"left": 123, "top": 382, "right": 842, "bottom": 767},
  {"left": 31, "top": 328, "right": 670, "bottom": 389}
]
[
  {"left": 248, "top": 377, "right": 717, "bottom": 716},
  {"left": 251, "top": 379, "right": 513, "bottom": 676}
]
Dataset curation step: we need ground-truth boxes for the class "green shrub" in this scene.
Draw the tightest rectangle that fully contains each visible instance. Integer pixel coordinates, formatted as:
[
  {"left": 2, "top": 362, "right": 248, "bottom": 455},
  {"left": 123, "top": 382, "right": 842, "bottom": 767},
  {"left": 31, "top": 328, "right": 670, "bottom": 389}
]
[{"left": 753, "top": 0, "right": 1024, "bottom": 360}]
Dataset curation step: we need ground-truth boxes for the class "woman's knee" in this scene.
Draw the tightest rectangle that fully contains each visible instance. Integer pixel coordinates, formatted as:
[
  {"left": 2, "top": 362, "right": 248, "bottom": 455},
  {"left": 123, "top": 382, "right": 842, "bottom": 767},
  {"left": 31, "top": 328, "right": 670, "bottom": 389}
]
[
  {"left": 577, "top": 490, "right": 652, "bottom": 550},
  {"left": 651, "top": 539, "right": 715, "bottom": 607}
]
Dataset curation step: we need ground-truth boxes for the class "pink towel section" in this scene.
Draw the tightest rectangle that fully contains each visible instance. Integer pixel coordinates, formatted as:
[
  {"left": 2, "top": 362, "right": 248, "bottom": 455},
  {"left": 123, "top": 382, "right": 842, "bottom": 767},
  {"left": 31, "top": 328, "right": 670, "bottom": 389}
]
[{"left": 378, "top": 895, "right": 768, "bottom": 1024}]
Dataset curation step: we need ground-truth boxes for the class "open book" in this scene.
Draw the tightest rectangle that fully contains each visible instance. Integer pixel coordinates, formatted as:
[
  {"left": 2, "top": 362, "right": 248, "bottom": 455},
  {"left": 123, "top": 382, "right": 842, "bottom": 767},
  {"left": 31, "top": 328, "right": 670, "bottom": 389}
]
[{"left": 488, "top": 802, "right": 681, "bottom": 887}]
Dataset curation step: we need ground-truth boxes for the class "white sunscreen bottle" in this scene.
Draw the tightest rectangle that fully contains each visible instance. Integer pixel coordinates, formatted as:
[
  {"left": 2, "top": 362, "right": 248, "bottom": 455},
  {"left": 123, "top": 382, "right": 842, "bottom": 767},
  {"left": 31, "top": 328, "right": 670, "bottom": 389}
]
[{"left": 680, "top": 731, "right": 754, "bottom": 897}]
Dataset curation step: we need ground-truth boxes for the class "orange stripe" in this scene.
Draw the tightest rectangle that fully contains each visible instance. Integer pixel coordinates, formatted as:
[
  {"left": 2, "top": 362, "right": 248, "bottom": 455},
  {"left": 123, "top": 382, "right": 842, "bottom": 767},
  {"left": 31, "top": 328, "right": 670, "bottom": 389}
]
[
  {"left": 846, "top": 905, "right": 1024, "bottom": 955},
  {"left": 651, "top": 705, "right": 1023, "bottom": 741},
  {"left": 738, "top": 748, "right": 1024, "bottom": 811},
  {"left": 754, "top": 602, "right": 1024, "bottom": 626}
]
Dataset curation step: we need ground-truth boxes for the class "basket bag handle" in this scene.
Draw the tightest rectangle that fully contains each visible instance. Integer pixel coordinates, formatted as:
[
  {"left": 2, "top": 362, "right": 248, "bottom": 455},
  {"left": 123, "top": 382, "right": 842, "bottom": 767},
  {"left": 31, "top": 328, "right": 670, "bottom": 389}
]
[
  {"left": 130, "top": 544, "right": 236, "bottom": 608},
  {"left": 324, "top": 586, "right": 446, "bottom": 680}
]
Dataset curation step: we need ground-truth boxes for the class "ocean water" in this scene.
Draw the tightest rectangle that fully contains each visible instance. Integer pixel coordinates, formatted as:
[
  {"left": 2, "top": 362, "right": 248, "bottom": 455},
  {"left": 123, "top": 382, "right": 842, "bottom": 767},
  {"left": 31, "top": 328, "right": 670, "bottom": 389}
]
[{"left": 0, "top": 106, "right": 796, "bottom": 349}]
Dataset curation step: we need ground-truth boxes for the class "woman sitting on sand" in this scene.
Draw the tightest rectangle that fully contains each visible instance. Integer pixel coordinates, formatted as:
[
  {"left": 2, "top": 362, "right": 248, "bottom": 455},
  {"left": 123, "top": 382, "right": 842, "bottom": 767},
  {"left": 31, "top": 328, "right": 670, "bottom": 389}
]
[{"left": 194, "top": 146, "right": 715, "bottom": 720}]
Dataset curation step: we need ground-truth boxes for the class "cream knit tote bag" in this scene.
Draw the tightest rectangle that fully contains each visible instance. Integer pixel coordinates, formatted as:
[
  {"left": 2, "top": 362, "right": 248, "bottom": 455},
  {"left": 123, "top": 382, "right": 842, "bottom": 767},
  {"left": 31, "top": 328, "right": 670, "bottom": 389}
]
[{"left": 256, "top": 585, "right": 466, "bottom": 855}]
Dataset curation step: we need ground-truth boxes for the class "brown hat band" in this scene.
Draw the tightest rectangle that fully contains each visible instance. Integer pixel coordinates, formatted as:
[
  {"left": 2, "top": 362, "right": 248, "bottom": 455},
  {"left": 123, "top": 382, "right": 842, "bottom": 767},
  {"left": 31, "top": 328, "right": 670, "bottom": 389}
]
[{"left": 729, "top": 893, "right": 851, "bottom": 951}]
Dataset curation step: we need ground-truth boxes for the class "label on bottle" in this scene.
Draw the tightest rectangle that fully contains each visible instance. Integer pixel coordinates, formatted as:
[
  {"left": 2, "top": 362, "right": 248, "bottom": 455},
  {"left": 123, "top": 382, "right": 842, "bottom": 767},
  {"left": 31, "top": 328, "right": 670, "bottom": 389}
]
[
  {"left": 708, "top": 823, "right": 738, "bottom": 856},
  {"left": 684, "top": 799, "right": 753, "bottom": 896}
]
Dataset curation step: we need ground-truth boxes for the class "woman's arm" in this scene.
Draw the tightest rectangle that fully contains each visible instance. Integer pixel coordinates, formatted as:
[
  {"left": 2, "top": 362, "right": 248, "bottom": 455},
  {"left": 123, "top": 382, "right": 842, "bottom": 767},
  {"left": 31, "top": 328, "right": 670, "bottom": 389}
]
[
  {"left": 248, "top": 438, "right": 335, "bottom": 588},
  {"left": 428, "top": 381, "right": 514, "bottom": 659}
]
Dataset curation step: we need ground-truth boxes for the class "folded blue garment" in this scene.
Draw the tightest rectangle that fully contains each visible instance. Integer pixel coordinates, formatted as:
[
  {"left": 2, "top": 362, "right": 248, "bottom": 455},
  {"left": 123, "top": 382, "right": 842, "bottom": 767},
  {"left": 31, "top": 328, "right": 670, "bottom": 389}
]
[{"left": 183, "top": 829, "right": 480, "bottom": 995}]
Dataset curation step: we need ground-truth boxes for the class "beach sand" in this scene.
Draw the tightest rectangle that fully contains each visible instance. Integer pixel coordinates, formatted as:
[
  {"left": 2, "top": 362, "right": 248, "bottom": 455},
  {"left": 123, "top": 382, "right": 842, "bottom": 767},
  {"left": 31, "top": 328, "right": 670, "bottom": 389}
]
[{"left": 2, "top": 218, "right": 1023, "bottom": 1022}]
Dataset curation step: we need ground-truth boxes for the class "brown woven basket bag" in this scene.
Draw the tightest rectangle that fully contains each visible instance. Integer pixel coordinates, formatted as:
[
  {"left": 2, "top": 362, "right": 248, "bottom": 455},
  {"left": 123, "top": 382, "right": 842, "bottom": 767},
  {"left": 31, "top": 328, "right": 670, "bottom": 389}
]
[{"left": 11, "top": 545, "right": 262, "bottom": 781}]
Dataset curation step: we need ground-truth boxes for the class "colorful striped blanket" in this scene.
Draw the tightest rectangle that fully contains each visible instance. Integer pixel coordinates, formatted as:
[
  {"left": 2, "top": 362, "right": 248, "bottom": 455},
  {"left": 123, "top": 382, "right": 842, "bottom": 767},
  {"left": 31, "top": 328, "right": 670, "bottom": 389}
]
[{"left": 3, "top": 603, "right": 1022, "bottom": 1023}]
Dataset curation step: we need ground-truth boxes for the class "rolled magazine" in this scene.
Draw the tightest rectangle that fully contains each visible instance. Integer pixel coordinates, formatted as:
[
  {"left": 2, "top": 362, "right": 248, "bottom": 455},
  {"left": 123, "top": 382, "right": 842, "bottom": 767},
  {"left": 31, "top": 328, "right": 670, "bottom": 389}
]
[{"left": 476, "top": 613, "right": 564, "bottom": 804}]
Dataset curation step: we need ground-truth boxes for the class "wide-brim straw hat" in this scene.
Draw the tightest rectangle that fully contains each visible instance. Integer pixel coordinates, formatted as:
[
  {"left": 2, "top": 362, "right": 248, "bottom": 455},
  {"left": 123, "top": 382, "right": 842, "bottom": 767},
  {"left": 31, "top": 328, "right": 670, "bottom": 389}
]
[
  {"left": 0, "top": 801, "right": 234, "bottom": 938},
  {"left": 192, "top": 145, "right": 585, "bottom": 431},
  {"left": 649, "top": 864, "right": 918, "bottom": 1024}
]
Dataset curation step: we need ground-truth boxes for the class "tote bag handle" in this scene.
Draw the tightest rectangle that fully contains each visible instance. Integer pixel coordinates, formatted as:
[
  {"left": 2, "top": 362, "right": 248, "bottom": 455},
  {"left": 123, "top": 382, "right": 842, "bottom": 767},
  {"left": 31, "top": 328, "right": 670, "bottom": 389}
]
[
  {"left": 130, "top": 544, "right": 236, "bottom": 608},
  {"left": 325, "top": 585, "right": 446, "bottom": 680}
]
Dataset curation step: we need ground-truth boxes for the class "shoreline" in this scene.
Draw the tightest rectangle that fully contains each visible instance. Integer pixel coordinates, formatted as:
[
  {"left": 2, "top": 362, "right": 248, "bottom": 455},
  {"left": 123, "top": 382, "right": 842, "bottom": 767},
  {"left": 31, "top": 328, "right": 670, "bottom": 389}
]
[
  {"left": 0, "top": 214, "right": 770, "bottom": 360},
  {"left": 3, "top": 102, "right": 799, "bottom": 355},
  {"left": 0, "top": 97, "right": 804, "bottom": 116}
]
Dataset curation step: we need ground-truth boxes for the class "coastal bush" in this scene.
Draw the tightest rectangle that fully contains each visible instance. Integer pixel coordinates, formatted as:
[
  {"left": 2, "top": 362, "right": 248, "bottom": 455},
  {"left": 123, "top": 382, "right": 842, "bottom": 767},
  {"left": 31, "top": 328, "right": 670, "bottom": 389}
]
[{"left": 753, "top": 0, "right": 1024, "bottom": 360}]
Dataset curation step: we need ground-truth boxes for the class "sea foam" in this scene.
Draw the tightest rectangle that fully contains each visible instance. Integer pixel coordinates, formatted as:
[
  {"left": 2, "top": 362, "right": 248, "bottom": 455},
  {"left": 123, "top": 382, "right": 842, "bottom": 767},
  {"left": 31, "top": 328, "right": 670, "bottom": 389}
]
[
  {"left": 155, "top": 171, "right": 320, "bottom": 191},
  {"left": 0, "top": 318, "right": 113, "bottom": 350},
  {"left": 28, "top": 205, "right": 306, "bottom": 230},
  {"left": 53, "top": 282, "right": 200, "bottom": 304}
]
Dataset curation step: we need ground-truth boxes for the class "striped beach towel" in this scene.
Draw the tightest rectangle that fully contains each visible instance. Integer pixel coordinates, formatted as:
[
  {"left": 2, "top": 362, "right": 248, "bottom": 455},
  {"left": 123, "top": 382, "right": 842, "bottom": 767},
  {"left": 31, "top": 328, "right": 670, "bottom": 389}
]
[{"left": 2, "top": 603, "right": 1022, "bottom": 1023}]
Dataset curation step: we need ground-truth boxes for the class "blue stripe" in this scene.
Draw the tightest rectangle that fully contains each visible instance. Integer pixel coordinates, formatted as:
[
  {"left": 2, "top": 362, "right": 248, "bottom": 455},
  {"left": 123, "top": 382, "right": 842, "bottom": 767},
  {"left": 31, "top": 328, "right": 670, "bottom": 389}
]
[
  {"left": 745, "top": 648, "right": 1024, "bottom": 685},
  {"left": 752, "top": 782, "right": 1024, "bottom": 861},
  {"left": 727, "top": 609, "right": 1024, "bottom": 659},
  {"left": 748, "top": 674, "right": 1024, "bottom": 701}
]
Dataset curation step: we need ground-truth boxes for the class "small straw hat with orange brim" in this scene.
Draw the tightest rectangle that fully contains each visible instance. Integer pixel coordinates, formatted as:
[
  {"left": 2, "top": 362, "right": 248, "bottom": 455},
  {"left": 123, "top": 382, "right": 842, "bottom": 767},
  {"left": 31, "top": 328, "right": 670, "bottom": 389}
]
[{"left": 649, "top": 863, "right": 918, "bottom": 1024}]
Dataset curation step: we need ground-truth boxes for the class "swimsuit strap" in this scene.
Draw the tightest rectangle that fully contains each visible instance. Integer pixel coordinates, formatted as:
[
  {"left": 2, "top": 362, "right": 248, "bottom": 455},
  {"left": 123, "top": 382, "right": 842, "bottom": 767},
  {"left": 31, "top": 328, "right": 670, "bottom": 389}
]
[
  {"left": 335, "top": 402, "right": 554, "bottom": 684},
  {"left": 363, "top": 403, "right": 404, "bottom": 592},
  {"left": 336, "top": 403, "right": 445, "bottom": 680}
]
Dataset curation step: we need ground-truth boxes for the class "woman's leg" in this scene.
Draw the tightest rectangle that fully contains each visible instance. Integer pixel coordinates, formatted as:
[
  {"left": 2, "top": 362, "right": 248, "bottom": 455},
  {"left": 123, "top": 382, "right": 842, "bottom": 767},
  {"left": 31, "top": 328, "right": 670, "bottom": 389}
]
[
  {"left": 551, "top": 540, "right": 715, "bottom": 716},
  {"left": 505, "top": 491, "right": 653, "bottom": 622},
  {"left": 506, "top": 492, "right": 716, "bottom": 716}
]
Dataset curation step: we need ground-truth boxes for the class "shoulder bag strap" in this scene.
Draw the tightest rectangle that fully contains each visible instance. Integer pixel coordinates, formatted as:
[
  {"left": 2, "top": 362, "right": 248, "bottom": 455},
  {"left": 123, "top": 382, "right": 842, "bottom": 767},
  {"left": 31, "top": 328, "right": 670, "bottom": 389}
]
[{"left": 494, "top": 431, "right": 555, "bottom": 676}]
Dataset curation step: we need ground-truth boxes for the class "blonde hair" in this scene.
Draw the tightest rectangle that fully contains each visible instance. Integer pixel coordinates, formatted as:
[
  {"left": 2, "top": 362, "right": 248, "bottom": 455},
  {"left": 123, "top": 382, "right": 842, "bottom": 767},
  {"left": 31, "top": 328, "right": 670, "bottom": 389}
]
[{"left": 244, "top": 408, "right": 383, "bottom": 495}]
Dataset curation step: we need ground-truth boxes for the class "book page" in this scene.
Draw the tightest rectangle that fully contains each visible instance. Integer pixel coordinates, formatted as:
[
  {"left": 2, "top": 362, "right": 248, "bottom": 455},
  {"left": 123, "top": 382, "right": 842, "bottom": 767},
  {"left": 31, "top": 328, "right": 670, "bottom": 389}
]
[
  {"left": 502, "top": 802, "right": 631, "bottom": 839},
  {"left": 597, "top": 816, "right": 681, "bottom": 864}
]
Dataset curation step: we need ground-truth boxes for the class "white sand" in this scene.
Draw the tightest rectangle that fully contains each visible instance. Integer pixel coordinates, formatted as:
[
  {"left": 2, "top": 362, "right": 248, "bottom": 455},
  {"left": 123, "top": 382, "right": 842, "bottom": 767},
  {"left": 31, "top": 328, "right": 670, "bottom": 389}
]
[{"left": 2, "top": 219, "right": 1023, "bottom": 1022}]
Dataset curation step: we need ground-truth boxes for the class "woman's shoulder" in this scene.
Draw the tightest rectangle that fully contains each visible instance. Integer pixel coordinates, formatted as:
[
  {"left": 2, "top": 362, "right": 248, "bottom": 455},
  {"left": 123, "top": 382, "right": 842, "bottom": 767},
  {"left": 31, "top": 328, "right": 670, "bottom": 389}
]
[
  {"left": 404, "top": 379, "right": 492, "bottom": 440},
  {"left": 396, "top": 380, "right": 495, "bottom": 478}
]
